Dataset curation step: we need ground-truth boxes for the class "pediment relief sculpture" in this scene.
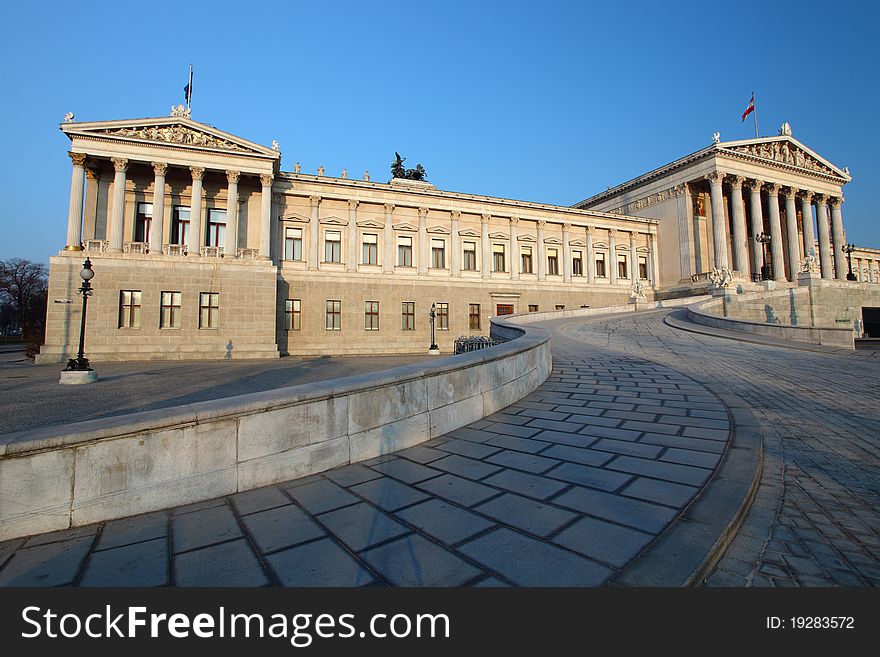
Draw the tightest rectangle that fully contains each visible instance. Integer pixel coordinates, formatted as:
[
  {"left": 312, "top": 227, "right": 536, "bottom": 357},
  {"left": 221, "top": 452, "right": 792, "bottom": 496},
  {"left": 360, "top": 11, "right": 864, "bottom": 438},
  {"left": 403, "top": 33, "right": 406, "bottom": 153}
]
[
  {"left": 727, "top": 141, "right": 835, "bottom": 175},
  {"left": 97, "top": 123, "right": 254, "bottom": 153}
]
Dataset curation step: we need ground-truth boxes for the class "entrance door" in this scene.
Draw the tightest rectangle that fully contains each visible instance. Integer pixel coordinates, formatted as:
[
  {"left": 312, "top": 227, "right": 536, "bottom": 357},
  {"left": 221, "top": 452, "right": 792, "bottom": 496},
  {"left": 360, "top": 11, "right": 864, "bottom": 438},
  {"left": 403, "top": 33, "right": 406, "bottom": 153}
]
[
  {"left": 862, "top": 307, "right": 880, "bottom": 337},
  {"left": 496, "top": 304, "right": 514, "bottom": 315}
]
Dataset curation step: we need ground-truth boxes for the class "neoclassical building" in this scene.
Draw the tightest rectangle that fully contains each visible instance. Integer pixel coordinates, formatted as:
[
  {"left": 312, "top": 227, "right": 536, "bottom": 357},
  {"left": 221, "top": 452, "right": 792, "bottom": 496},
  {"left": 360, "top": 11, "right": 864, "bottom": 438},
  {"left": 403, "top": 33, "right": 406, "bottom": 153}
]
[{"left": 38, "top": 109, "right": 661, "bottom": 362}]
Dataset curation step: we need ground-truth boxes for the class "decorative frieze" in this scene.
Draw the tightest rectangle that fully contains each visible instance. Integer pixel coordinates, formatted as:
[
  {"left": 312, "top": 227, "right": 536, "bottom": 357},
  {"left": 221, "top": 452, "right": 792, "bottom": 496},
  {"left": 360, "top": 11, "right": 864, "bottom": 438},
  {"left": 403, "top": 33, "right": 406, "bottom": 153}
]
[
  {"left": 99, "top": 124, "right": 251, "bottom": 153},
  {"left": 727, "top": 141, "right": 835, "bottom": 175}
]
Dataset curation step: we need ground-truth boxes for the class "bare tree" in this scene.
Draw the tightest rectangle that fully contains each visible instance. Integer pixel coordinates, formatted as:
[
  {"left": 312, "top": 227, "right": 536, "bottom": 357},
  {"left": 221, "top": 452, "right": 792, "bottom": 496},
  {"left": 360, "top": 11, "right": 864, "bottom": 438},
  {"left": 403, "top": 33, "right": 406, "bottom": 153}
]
[{"left": 0, "top": 258, "right": 48, "bottom": 354}]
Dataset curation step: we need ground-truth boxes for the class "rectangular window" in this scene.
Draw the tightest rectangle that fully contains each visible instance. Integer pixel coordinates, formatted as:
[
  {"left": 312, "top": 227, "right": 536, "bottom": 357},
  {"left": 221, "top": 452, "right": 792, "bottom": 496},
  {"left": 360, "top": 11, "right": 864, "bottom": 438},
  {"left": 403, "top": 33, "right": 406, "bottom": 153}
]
[
  {"left": 555, "top": 305, "right": 565, "bottom": 310},
  {"left": 135, "top": 202, "right": 152, "bottom": 243},
  {"left": 436, "top": 302, "right": 449, "bottom": 330},
  {"left": 325, "top": 300, "right": 341, "bottom": 330},
  {"left": 172, "top": 206, "right": 190, "bottom": 246},
  {"left": 365, "top": 301, "right": 379, "bottom": 330},
  {"left": 496, "top": 304, "right": 514, "bottom": 316},
  {"left": 431, "top": 239, "right": 446, "bottom": 269},
  {"left": 596, "top": 252, "right": 607, "bottom": 278},
  {"left": 160, "top": 291, "right": 181, "bottom": 329},
  {"left": 639, "top": 256, "right": 648, "bottom": 280},
  {"left": 285, "top": 299, "right": 301, "bottom": 331},
  {"left": 618, "top": 254, "right": 628, "bottom": 279},
  {"left": 547, "top": 248, "right": 559, "bottom": 276},
  {"left": 398, "top": 236, "right": 413, "bottom": 267},
  {"left": 469, "top": 304, "right": 481, "bottom": 330},
  {"left": 402, "top": 302, "right": 415, "bottom": 331},
  {"left": 362, "top": 233, "right": 378, "bottom": 265},
  {"left": 528, "top": 304, "right": 539, "bottom": 312},
  {"left": 572, "top": 250, "right": 583, "bottom": 276},
  {"left": 324, "top": 230, "right": 341, "bottom": 263},
  {"left": 199, "top": 292, "right": 219, "bottom": 329},
  {"left": 284, "top": 227, "right": 303, "bottom": 261},
  {"left": 119, "top": 290, "right": 141, "bottom": 329},
  {"left": 463, "top": 241, "right": 477, "bottom": 271},
  {"left": 492, "top": 244, "right": 506, "bottom": 272},
  {"left": 207, "top": 209, "right": 226, "bottom": 248},
  {"left": 521, "top": 246, "right": 533, "bottom": 274}
]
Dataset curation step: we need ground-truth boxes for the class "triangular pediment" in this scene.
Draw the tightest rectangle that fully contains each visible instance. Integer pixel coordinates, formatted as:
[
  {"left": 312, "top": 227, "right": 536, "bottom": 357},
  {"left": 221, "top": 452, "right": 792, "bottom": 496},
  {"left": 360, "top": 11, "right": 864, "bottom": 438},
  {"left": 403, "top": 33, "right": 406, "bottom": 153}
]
[
  {"left": 517, "top": 234, "right": 537, "bottom": 242},
  {"left": 60, "top": 116, "right": 280, "bottom": 159},
  {"left": 393, "top": 222, "right": 418, "bottom": 232},
  {"left": 488, "top": 231, "right": 509, "bottom": 240},
  {"left": 426, "top": 225, "right": 451, "bottom": 235},
  {"left": 357, "top": 219, "right": 385, "bottom": 229},
  {"left": 594, "top": 242, "right": 608, "bottom": 249},
  {"left": 569, "top": 239, "right": 587, "bottom": 247},
  {"left": 719, "top": 136, "right": 849, "bottom": 180},
  {"left": 543, "top": 237, "right": 562, "bottom": 245},
  {"left": 459, "top": 228, "right": 480, "bottom": 237},
  {"left": 319, "top": 215, "right": 348, "bottom": 226},
  {"left": 281, "top": 212, "right": 310, "bottom": 223}
]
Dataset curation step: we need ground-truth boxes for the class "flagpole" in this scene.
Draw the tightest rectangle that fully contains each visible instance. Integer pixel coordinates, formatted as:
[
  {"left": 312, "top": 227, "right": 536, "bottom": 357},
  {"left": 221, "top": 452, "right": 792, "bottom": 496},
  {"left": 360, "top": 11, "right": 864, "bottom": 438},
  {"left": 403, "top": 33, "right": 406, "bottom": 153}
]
[
  {"left": 187, "top": 64, "right": 193, "bottom": 112},
  {"left": 752, "top": 91, "right": 758, "bottom": 139}
]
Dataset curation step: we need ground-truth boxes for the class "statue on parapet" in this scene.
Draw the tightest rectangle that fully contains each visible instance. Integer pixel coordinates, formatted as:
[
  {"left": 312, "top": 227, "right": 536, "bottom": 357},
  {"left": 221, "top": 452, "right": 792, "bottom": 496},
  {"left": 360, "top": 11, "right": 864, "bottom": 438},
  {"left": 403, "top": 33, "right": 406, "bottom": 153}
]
[
  {"left": 391, "top": 152, "right": 428, "bottom": 181},
  {"left": 801, "top": 249, "right": 819, "bottom": 273},
  {"left": 707, "top": 266, "right": 733, "bottom": 288},
  {"left": 630, "top": 280, "right": 647, "bottom": 301}
]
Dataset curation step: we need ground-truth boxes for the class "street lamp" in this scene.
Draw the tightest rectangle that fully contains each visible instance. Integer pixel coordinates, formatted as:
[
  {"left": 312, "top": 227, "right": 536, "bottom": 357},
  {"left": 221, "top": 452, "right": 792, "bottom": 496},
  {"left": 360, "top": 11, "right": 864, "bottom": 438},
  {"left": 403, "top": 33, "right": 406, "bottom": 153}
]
[
  {"left": 755, "top": 232, "right": 772, "bottom": 281},
  {"left": 842, "top": 243, "right": 857, "bottom": 281},
  {"left": 428, "top": 303, "right": 439, "bottom": 353},
  {"left": 60, "top": 258, "right": 97, "bottom": 384}
]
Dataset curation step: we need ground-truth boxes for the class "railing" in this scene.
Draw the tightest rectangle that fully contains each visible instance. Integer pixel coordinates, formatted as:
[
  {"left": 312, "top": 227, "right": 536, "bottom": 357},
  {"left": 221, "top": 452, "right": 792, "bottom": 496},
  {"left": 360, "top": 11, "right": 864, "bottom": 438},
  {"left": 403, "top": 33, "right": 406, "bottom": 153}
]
[
  {"left": 236, "top": 248, "right": 260, "bottom": 260},
  {"left": 123, "top": 242, "right": 149, "bottom": 254},
  {"left": 163, "top": 244, "right": 188, "bottom": 256},
  {"left": 200, "top": 246, "right": 225, "bottom": 258},
  {"left": 84, "top": 240, "right": 109, "bottom": 253},
  {"left": 454, "top": 335, "right": 507, "bottom": 354}
]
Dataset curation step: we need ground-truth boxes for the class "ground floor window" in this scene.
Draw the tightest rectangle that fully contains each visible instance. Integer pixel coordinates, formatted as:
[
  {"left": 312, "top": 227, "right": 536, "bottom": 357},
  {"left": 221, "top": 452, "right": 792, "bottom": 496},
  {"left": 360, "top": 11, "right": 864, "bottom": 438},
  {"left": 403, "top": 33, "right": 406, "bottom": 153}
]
[
  {"left": 285, "top": 299, "right": 301, "bottom": 330},
  {"left": 160, "top": 291, "right": 181, "bottom": 329},
  {"left": 555, "top": 304, "right": 565, "bottom": 310},
  {"left": 496, "top": 304, "right": 514, "bottom": 316},
  {"left": 469, "top": 303, "right": 481, "bottom": 330},
  {"left": 365, "top": 301, "right": 379, "bottom": 330},
  {"left": 436, "top": 302, "right": 449, "bottom": 330},
  {"left": 326, "top": 300, "right": 341, "bottom": 330},
  {"left": 402, "top": 302, "right": 415, "bottom": 330},
  {"left": 119, "top": 290, "right": 141, "bottom": 328},
  {"left": 199, "top": 292, "right": 219, "bottom": 329},
  {"left": 528, "top": 304, "right": 538, "bottom": 312}
]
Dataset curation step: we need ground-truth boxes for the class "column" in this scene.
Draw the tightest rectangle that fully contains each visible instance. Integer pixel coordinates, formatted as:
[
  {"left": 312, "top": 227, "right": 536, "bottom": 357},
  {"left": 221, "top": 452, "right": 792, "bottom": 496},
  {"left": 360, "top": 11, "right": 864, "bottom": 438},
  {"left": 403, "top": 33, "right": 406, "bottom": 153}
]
[
  {"left": 509, "top": 217, "right": 519, "bottom": 280},
  {"left": 450, "top": 210, "right": 460, "bottom": 277},
  {"left": 308, "top": 195, "right": 320, "bottom": 269},
  {"left": 727, "top": 175, "right": 748, "bottom": 273},
  {"left": 829, "top": 197, "right": 846, "bottom": 280},
  {"left": 82, "top": 167, "right": 99, "bottom": 242},
  {"left": 629, "top": 232, "right": 638, "bottom": 284},
  {"left": 814, "top": 194, "right": 832, "bottom": 278},
  {"left": 609, "top": 230, "right": 618, "bottom": 285},
  {"left": 150, "top": 162, "right": 167, "bottom": 253},
  {"left": 108, "top": 158, "right": 129, "bottom": 252},
  {"left": 537, "top": 220, "right": 546, "bottom": 281},
  {"left": 188, "top": 166, "right": 204, "bottom": 255},
  {"left": 649, "top": 232, "right": 659, "bottom": 285},
  {"left": 562, "top": 223, "right": 572, "bottom": 283},
  {"left": 259, "top": 174, "right": 273, "bottom": 259},
  {"left": 673, "top": 183, "right": 695, "bottom": 278},
  {"left": 418, "top": 207, "right": 428, "bottom": 275},
  {"left": 747, "top": 179, "right": 764, "bottom": 277},
  {"left": 586, "top": 226, "right": 595, "bottom": 283},
  {"left": 480, "top": 214, "right": 491, "bottom": 279},
  {"left": 783, "top": 188, "right": 800, "bottom": 282},
  {"left": 224, "top": 170, "right": 239, "bottom": 256},
  {"left": 383, "top": 203, "right": 394, "bottom": 273},
  {"left": 706, "top": 171, "right": 728, "bottom": 269},
  {"left": 346, "top": 200, "right": 358, "bottom": 272},
  {"left": 765, "top": 183, "right": 785, "bottom": 281},
  {"left": 799, "top": 191, "right": 816, "bottom": 260},
  {"left": 65, "top": 152, "right": 87, "bottom": 250}
]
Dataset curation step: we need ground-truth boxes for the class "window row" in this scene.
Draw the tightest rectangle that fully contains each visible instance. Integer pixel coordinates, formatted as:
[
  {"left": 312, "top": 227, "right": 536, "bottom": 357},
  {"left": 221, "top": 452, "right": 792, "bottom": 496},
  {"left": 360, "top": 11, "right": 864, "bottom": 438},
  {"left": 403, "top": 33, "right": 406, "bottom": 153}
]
[
  {"left": 284, "top": 228, "right": 649, "bottom": 278},
  {"left": 118, "top": 291, "right": 219, "bottom": 329},
  {"left": 134, "top": 204, "right": 230, "bottom": 248},
  {"left": 284, "top": 300, "right": 483, "bottom": 332}
]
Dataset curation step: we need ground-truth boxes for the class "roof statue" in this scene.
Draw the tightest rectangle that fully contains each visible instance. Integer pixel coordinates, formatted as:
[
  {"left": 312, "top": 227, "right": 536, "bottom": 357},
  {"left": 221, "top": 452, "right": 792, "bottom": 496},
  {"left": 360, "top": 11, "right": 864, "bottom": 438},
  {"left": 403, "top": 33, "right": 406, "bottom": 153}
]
[
  {"left": 63, "top": 112, "right": 74, "bottom": 123},
  {"left": 391, "top": 152, "right": 428, "bottom": 181},
  {"left": 170, "top": 104, "right": 191, "bottom": 118},
  {"left": 271, "top": 140, "right": 280, "bottom": 151},
  {"left": 779, "top": 122, "right": 792, "bottom": 136},
  {"left": 712, "top": 132, "right": 721, "bottom": 144}
]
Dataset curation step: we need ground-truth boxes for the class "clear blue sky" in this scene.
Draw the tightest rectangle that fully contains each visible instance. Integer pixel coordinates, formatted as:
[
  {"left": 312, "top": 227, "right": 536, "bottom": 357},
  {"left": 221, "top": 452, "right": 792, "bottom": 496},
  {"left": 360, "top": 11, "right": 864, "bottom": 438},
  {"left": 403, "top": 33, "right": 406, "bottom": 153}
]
[{"left": 1, "top": 0, "right": 877, "bottom": 264}]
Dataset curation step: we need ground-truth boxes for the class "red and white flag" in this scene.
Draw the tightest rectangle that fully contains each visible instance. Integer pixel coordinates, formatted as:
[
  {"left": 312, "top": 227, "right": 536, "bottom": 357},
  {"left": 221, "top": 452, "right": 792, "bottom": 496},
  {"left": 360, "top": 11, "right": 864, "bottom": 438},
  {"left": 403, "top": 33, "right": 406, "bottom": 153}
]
[{"left": 741, "top": 94, "right": 755, "bottom": 122}]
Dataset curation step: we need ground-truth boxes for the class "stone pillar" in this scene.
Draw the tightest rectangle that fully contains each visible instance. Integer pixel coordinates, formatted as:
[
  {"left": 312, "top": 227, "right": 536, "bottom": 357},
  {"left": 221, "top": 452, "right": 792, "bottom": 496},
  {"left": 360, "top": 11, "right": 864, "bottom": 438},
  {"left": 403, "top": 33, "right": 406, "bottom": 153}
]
[
  {"left": 765, "top": 183, "right": 785, "bottom": 281},
  {"left": 783, "top": 188, "right": 800, "bottom": 282},
  {"left": 65, "top": 152, "right": 87, "bottom": 250},
  {"left": 609, "top": 229, "right": 618, "bottom": 285},
  {"left": 509, "top": 217, "right": 519, "bottom": 280},
  {"left": 150, "top": 162, "right": 167, "bottom": 253},
  {"left": 108, "top": 158, "right": 129, "bottom": 252},
  {"left": 673, "top": 183, "right": 695, "bottom": 278},
  {"left": 586, "top": 226, "right": 595, "bottom": 283},
  {"left": 799, "top": 191, "right": 816, "bottom": 261},
  {"left": 562, "top": 223, "right": 572, "bottom": 282},
  {"left": 224, "top": 170, "right": 239, "bottom": 256},
  {"left": 480, "top": 214, "right": 491, "bottom": 278},
  {"left": 747, "top": 179, "right": 764, "bottom": 277},
  {"left": 706, "top": 171, "right": 728, "bottom": 269},
  {"left": 82, "top": 167, "right": 99, "bottom": 241},
  {"left": 259, "top": 174, "right": 273, "bottom": 259},
  {"left": 829, "top": 197, "right": 846, "bottom": 280},
  {"left": 629, "top": 232, "right": 638, "bottom": 284},
  {"left": 727, "top": 175, "right": 748, "bottom": 273},
  {"left": 309, "top": 195, "right": 320, "bottom": 269},
  {"left": 814, "top": 194, "right": 832, "bottom": 279},
  {"left": 649, "top": 232, "right": 659, "bottom": 285},
  {"left": 537, "top": 220, "right": 546, "bottom": 281},
  {"left": 383, "top": 203, "right": 394, "bottom": 274},
  {"left": 347, "top": 200, "right": 358, "bottom": 272},
  {"left": 187, "top": 166, "right": 204, "bottom": 255},
  {"left": 418, "top": 207, "right": 428, "bottom": 274},
  {"left": 450, "top": 210, "right": 460, "bottom": 277}
]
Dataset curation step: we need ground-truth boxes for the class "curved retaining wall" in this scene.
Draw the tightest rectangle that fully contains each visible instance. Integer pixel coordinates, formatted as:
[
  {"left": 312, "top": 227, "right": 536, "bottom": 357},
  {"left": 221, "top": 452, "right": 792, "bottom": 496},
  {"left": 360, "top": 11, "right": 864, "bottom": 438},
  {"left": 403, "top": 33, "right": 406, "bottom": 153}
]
[{"left": 0, "top": 319, "right": 551, "bottom": 541}]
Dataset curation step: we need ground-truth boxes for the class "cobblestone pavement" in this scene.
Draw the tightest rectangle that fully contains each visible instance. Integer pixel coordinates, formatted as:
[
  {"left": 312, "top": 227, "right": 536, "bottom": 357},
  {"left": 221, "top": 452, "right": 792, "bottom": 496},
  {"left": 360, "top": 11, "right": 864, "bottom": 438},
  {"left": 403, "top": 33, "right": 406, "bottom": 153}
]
[
  {"left": 0, "top": 337, "right": 732, "bottom": 586},
  {"left": 0, "top": 351, "right": 429, "bottom": 435},
  {"left": 556, "top": 310, "right": 880, "bottom": 587}
]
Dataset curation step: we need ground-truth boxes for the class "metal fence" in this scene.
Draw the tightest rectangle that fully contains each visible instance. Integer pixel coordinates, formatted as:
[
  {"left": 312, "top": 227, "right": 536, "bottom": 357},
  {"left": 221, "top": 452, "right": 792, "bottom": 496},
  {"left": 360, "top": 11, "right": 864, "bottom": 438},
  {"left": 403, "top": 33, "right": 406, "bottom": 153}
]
[{"left": 453, "top": 335, "right": 507, "bottom": 354}]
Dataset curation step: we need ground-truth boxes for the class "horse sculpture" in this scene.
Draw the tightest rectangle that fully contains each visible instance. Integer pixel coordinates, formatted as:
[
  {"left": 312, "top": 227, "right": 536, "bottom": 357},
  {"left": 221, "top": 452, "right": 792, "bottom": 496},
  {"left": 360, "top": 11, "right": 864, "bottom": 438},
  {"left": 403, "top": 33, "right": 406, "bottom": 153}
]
[{"left": 391, "top": 152, "right": 428, "bottom": 181}]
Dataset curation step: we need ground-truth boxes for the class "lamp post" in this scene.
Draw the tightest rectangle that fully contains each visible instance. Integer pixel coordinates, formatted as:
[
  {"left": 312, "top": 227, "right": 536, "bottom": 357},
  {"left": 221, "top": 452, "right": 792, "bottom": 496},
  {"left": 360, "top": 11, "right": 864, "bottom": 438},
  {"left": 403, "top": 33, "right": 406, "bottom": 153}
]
[
  {"left": 428, "top": 303, "right": 439, "bottom": 354},
  {"left": 842, "top": 243, "right": 857, "bottom": 281},
  {"left": 60, "top": 258, "right": 98, "bottom": 384},
  {"left": 756, "top": 232, "right": 772, "bottom": 281}
]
